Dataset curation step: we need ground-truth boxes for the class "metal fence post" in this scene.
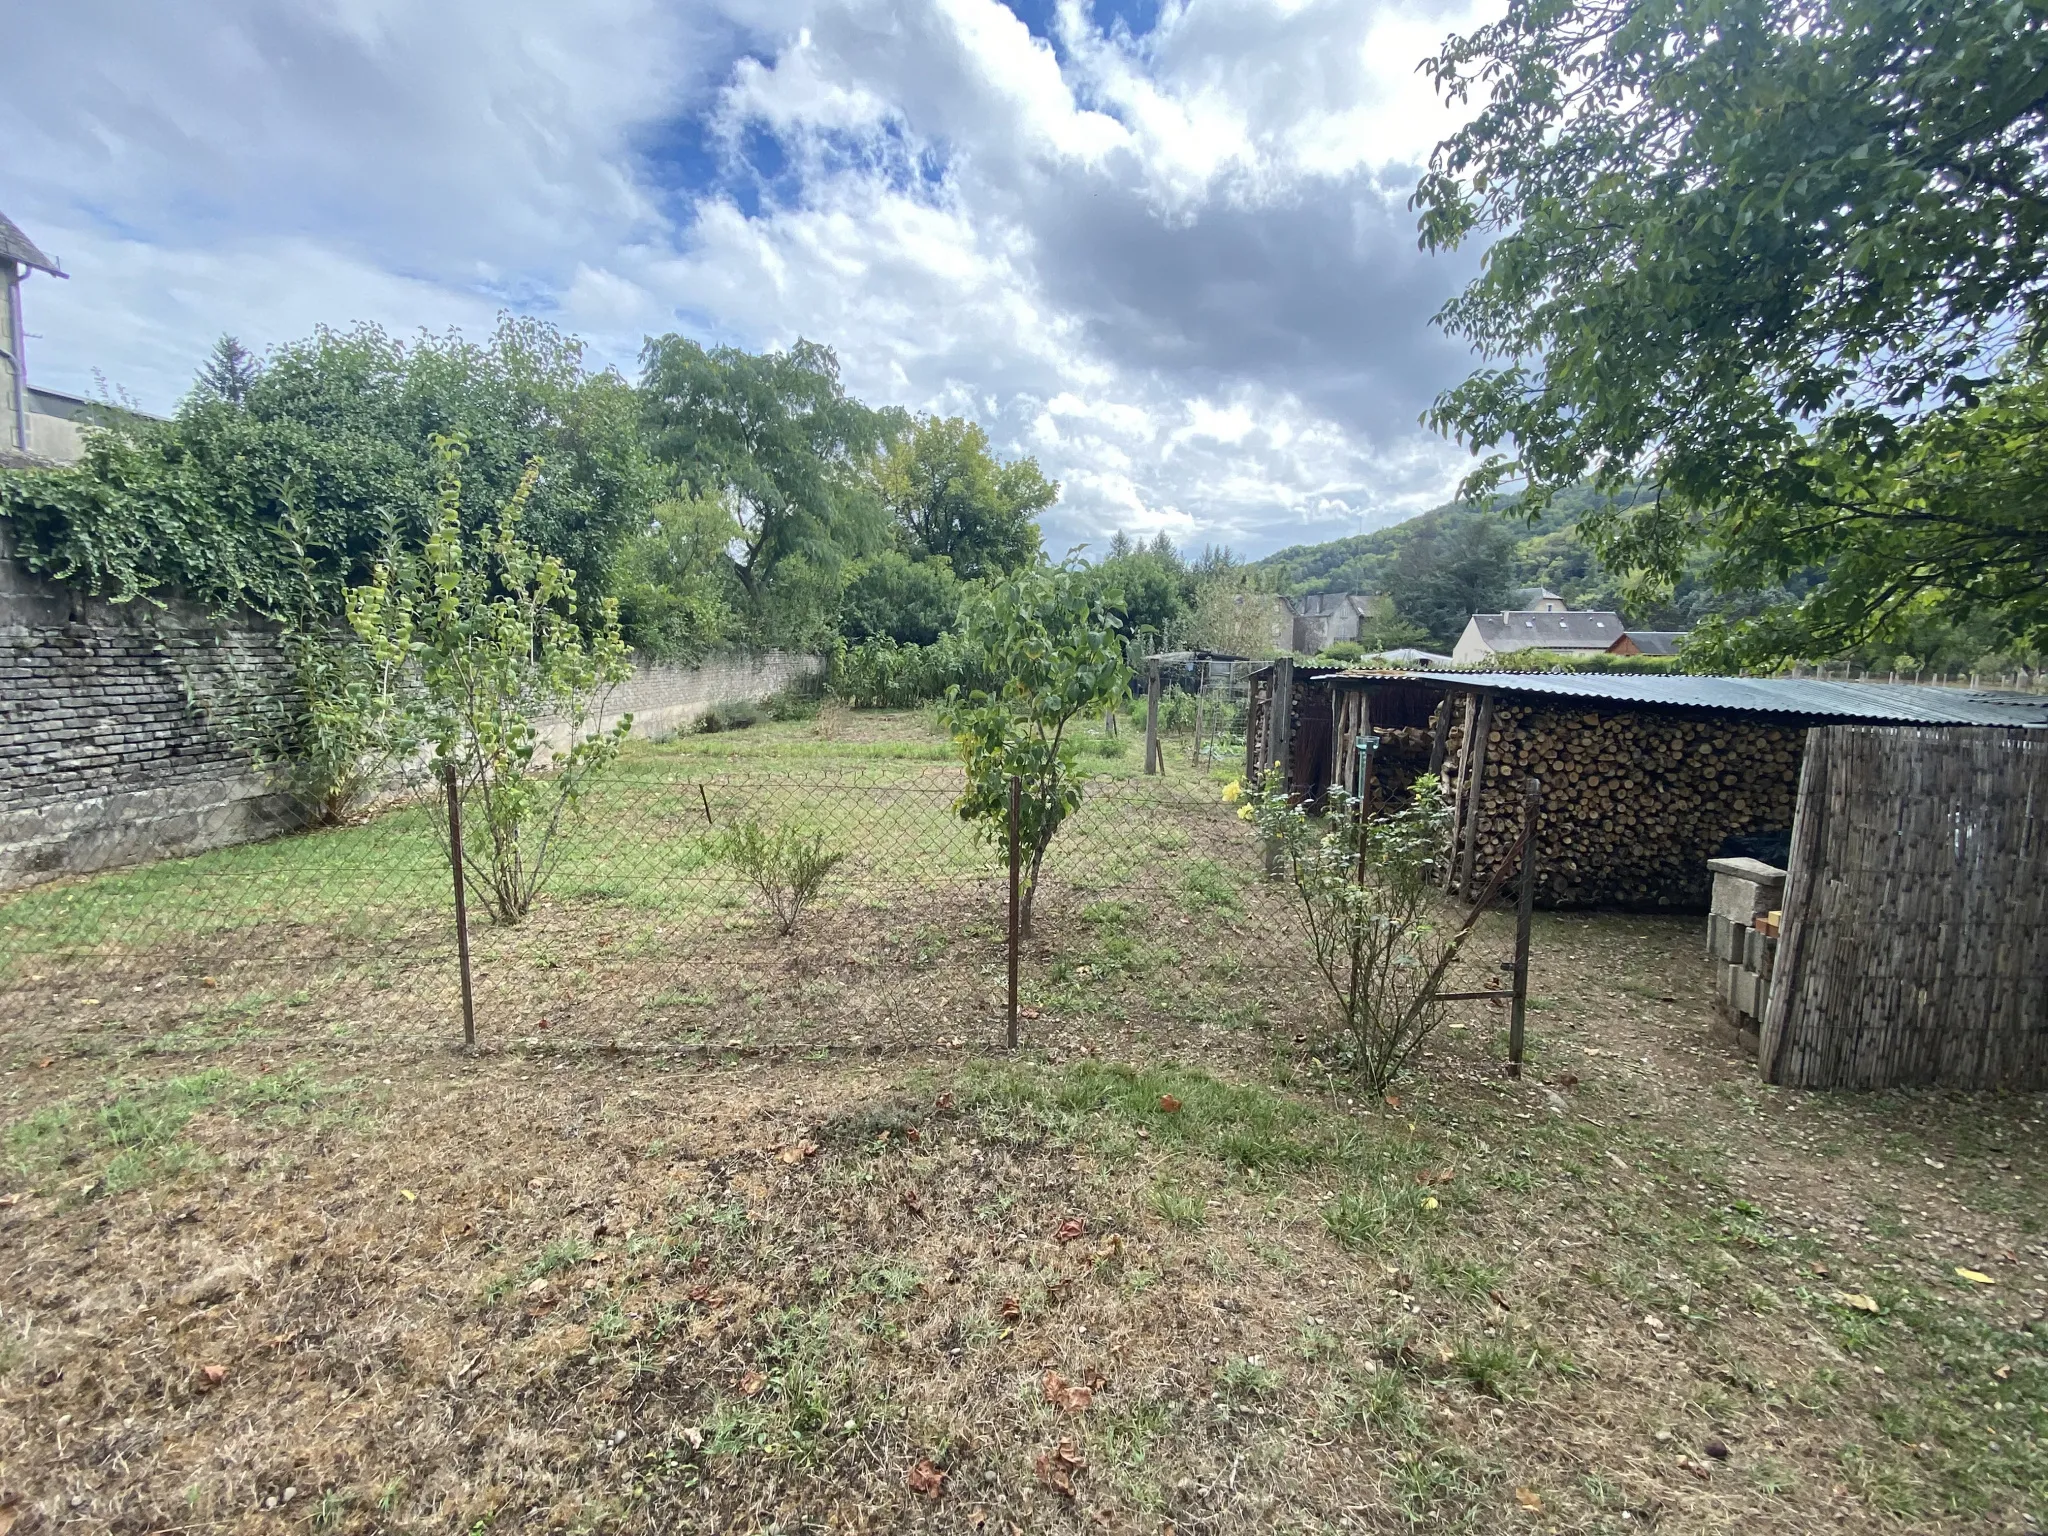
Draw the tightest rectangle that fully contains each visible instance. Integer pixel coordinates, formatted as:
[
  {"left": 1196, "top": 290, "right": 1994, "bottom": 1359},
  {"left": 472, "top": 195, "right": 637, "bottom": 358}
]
[
  {"left": 1508, "top": 776, "right": 1539, "bottom": 1077},
  {"left": 443, "top": 759, "right": 476, "bottom": 1050},
  {"left": 1007, "top": 774, "right": 1022, "bottom": 1049}
]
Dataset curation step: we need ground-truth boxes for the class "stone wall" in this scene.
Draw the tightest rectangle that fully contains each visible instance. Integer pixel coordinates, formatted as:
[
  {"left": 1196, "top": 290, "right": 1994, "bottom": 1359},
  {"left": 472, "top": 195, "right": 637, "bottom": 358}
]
[
  {"left": 0, "top": 543, "right": 298, "bottom": 891},
  {"left": 0, "top": 537, "right": 823, "bottom": 891}
]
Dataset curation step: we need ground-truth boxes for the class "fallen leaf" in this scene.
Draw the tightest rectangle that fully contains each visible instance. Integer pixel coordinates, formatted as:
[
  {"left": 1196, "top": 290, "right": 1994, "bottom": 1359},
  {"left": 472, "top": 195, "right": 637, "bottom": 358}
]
[
  {"left": 399, "top": 1189, "right": 417, "bottom": 1203},
  {"left": 902, "top": 1189, "right": 925, "bottom": 1215},
  {"left": 526, "top": 1278, "right": 552, "bottom": 1298},
  {"left": 34, "top": 1058, "right": 52, "bottom": 1070},
  {"left": 907, "top": 1459, "right": 946, "bottom": 1499},
  {"left": 777, "top": 1141, "right": 819, "bottom": 1165},
  {"left": 1993, "top": 1365, "right": 2011, "bottom": 1381},
  {"left": 1000, "top": 1295, "right": 1022, "bottom": 1322},
  {"left": 1421, "top": 1196, "right": 1439, "bottom": 1211},
  {"left": 197, "top": 1363, "right": 228, "bottom": 1389},
  {"left": 1834, "top": 1292, "right": 1881, "bottom": 1313},
  {"left": 1157, "top": 1094, "right": 1182, "bottom": 1114},
  {"left": 1055, "top": 1218, "right": 1085, "bottom": 1244},
  {"left": 1383, "top": 1094, "right": 1401, "bottom": 1109},
  {"left": 739, "top": 1369, "right": 767, "bottom": 1397},
  {"left": 1034, "top": 1437, "right": 1085, "bottom": 1497},
  {"left": 1514, "top": 1487, "right": 1543, "bottom": 1511},
  {"left": 1020, "top": 1007, "right": 1041, "bottom": 1020},
  {"left": 1553, "top": 1072, "right": 1580, "bottom": 1089},
  {"left": 681, "top": 1426, "right": 704, "bottom": 1450},
  {"left": 935, "top": 1092, "right": 956, "bottom": 1113},
  {"left": 1042, "top": 1371, "right": 1094, "bottom": 1412},
  {"left": 1955, "top": 1267, "right": 1997, "bottom": 1286}
]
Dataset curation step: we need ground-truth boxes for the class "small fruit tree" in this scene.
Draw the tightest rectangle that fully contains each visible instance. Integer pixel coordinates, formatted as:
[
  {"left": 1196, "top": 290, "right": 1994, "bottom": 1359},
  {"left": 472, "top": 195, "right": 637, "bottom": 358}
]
[
  {"left": 349, "top": 435, "right": 633, "bottom": 924},
  {"left": 941, "top": 564, "right": 1128, "bottom": 936}
]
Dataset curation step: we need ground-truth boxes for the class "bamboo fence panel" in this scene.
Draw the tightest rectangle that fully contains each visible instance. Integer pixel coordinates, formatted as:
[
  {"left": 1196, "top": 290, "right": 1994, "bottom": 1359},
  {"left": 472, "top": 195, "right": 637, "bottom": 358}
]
[{"left": 1759, "top": 726, "right": 2048, "bottom": 1089}]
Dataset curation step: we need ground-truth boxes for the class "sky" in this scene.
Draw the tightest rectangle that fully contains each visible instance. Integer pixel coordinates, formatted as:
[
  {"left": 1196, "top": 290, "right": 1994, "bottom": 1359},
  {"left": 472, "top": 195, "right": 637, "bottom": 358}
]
[{"left": 0, "top": 0, "right": 1499, "bottom": 559}]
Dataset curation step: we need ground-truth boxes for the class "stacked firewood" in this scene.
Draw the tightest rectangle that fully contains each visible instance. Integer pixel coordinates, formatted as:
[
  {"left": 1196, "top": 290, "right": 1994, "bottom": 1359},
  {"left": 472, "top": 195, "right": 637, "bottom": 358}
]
[{"left": 1449, "top": 702, "right": 1805, "bottom": 909}]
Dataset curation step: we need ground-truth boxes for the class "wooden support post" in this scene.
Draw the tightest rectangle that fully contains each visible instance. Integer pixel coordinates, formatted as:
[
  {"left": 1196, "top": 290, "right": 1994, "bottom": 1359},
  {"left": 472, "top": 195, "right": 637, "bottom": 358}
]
[
  {"left": 1507, "top": 776, "right": 1539, "bottom": 1077},
  {"left": 1190, "top": 685, "right": 1204, "bottom": 767},
  {"left": 1427, "top": 691, "right": 1452, "bottom": 777},
  {"left": 443, "top": 759, "right": 476, "bottom": 1050},
  {"left": 1456, "top": 693, "right": 1496, "bottom": 900},
  {"left": 1358, "top": 691, "right": 1373, "bottom": 820},
  {"left": 1144, "top": 660, "right": 1162, "bottom": 775},
  {"left": 1441, "top": 693, "right": 1477, "bottom": 890},
  {"left": 1271, "top": 657, "right": 1295, "bottom": 794},
  {"left": 1244, "top": 674, "right": 1262, "bottom": 787},
  {"left": 1007, "top": 775, "right": 1022, "bottom": 1050}
]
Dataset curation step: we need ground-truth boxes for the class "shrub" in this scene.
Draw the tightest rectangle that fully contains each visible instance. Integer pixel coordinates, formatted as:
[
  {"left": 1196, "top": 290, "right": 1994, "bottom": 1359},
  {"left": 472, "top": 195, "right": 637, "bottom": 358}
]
[
  {"left": 697, "top": 701, "right": 764, "bottom": 733},
  {"left": 765, "top": 687, "right": 821, "bottom": 722},
  {"left": 829, "top": 634, "right": 979, "bottom": 708},
  {"left": 1241, "top": 774, "right": 1477, "bottom": 1089},
  {"left": 716, "top": 818, "right": 846, "bottom": 935}
]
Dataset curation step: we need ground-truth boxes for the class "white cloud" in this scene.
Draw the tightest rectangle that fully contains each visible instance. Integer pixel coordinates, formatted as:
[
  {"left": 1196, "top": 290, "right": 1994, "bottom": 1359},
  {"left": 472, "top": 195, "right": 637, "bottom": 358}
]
[{"left": 0, "top": 0, "right": 1500, "bottom": 556}]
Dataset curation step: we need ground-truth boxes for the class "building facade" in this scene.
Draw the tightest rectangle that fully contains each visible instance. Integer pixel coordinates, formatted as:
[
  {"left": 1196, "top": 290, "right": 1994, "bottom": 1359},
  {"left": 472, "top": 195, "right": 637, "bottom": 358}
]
[{"left": 0, "top": 209, "right": 81, "bottom": 468}]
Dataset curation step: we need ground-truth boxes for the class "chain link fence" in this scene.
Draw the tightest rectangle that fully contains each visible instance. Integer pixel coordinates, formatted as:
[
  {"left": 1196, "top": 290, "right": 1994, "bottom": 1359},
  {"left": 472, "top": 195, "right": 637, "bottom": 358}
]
[{"left": 0, "top": 756, "right": 1282, "bottom": 1059}]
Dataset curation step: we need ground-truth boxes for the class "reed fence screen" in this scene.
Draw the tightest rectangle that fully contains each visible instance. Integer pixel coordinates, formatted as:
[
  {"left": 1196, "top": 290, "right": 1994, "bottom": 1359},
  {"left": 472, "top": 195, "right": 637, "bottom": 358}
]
[{"left": 1760, "top": 725, "right": 2048, "bottom": 1090}]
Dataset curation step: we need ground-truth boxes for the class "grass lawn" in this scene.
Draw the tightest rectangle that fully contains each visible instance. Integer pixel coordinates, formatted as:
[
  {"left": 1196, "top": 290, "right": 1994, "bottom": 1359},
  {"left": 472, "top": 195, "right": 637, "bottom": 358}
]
[{"left": 1, "top": 711, "right": 2042, "bottom": 1533}]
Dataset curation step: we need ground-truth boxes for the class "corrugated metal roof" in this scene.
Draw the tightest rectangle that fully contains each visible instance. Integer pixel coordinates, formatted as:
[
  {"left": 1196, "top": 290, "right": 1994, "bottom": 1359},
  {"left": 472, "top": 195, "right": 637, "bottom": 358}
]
[{"left": 1341, "top": 670, "right": 2048, "bottom": 726}]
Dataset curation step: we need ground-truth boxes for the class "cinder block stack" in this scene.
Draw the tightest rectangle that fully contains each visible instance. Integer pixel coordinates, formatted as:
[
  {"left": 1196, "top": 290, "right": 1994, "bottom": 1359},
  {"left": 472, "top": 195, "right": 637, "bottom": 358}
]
[{"left": 1706, "top": 856, "right": 1785, "bottom": 1053}]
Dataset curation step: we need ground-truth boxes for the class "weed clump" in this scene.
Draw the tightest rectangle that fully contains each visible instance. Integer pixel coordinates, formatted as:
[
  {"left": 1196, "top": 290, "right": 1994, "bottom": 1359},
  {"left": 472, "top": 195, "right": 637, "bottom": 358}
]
[{"left": 716, "top": 818, "right": 846, "bottom": 935}]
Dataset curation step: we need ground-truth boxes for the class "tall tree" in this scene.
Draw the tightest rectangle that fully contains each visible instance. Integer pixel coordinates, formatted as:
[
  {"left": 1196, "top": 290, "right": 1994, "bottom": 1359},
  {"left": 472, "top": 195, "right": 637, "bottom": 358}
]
[
  {"left": 196, "top": 336, "right": 261, "bottom": 404},
  {"left": 1385, "top": 516, "right": 1516, "bottom": 646},
  {"left": 1415, "top": 0, "right": 2048, "bottom": 660},
  {"left": 873, "top": 414, "right": 1051, "bottom": 579},
  {"left": 639, "top": 337, "right": 894, "bottom": 608}
]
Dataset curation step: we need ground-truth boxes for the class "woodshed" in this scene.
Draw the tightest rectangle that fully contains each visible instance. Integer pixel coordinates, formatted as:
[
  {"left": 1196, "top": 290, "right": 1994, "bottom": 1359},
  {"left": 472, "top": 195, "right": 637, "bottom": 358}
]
[{"left": 1247, "top": 667, "right": 2048, "bottom": 912}]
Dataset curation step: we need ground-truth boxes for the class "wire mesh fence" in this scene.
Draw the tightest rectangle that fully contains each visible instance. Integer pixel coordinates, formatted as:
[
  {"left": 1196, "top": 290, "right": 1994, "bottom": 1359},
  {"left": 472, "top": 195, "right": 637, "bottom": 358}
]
[{"left": 0, "top": 757, "right": 1281, "bottom": 1058}]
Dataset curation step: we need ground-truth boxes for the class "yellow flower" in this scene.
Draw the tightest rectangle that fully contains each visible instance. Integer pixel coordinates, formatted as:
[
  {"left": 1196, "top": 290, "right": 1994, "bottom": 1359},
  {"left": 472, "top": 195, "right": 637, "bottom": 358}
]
[
  {"left": 1237, "top": 804, "right": 1256, "bottom": 822},
  {"left": 1221, "top": 779, "right": 1242, "bottom": 804}
]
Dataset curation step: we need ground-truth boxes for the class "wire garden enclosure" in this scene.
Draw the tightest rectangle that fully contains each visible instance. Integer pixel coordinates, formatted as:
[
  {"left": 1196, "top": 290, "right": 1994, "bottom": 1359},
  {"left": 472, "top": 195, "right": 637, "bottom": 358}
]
[{"left": 0, "top": 750, "right": 1280, "bottom": 1059}]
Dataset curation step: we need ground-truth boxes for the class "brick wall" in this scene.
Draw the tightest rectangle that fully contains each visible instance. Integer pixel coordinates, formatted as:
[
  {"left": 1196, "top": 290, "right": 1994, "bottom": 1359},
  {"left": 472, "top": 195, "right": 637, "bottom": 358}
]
[{"left": 0, "top": 537, "right": 823, "bottom": 890}]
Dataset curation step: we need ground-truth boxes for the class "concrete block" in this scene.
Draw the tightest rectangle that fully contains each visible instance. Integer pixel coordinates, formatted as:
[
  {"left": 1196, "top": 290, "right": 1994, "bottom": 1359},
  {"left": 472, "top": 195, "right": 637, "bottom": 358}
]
[
  {"left": 1730, "top": 966, "right": 1758, "bottom": 1018},
  {"left": 1709, "top": 858, "right": 1787, "bottom": 922}
]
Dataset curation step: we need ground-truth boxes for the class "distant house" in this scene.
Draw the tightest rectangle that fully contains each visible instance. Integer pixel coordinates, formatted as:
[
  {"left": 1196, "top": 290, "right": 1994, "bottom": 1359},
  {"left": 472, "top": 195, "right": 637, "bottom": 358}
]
[
  {"left": 1287, "top": 592, "right": 1388, "bottom": 654},
  {"left": 1452, "top": 607, "right": 1625, "bottom": 665},
  {"left": 0, "top": 208, "right": 80, "bottom": 467},
  {"left": 1610, "top": 631, "right": 1688, "bottom": 658},
  {"left": 1220, "top": 591, "right": 1389, "bottom": 655},
  {"left": 1509, "top": 587, "right": 1570, "bottom": 613}
]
